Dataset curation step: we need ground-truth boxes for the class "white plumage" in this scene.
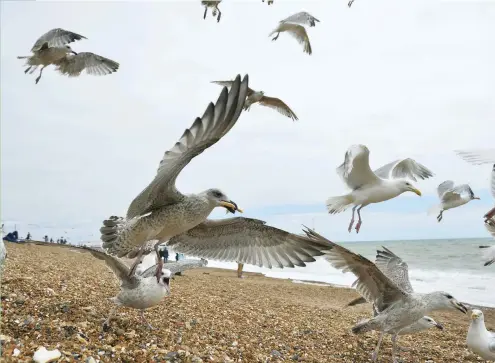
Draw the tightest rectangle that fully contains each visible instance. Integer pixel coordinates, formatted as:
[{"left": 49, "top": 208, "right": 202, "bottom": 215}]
[
  {"left": 430, "top": 181, "right": 480, "bottom": 222},
  {"left": 467, "top": 309, "right": 495, "bottom": 360}
]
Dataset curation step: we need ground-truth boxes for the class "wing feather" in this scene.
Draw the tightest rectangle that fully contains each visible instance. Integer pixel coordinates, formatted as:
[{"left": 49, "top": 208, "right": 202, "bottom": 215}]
[
  {"left": 455, "top": 148, "right": 495, "bottom": 165},
  {"left": 270, "top": 23, "right": 312, "bottom": 55},
  {"left": 336, "top": 145, "right": 380, "bottom": 190},
  {"left": 31, "top": 28, "right": 86, "bottom": 52},
  {"left": 140, "top": 259, "right": 208, "bottom": 277},
  {"left": 373, "top": 158, "right": 434, "bottom": 181},
  {"left": 437, "top": 180, "right": 454, "bottom": 199},
  {"left": 258, "top": 96, "right": 298, "bottom": 121},
  {"left": 280, "top": 12, "right": 320, "bottom": 27},
  {"left": 375, "top": 247, "right": 413, "bottom": 293},
  {"left": 491, "top": 164, "right": 495, "bottom": 199}
]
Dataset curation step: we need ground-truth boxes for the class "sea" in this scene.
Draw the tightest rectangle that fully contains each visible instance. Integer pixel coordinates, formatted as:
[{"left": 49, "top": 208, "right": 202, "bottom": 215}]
[{"left": 117, "top": 237, "right": 495, "bottom": 308}]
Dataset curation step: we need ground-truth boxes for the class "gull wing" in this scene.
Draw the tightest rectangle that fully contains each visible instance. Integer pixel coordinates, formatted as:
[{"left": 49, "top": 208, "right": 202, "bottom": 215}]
[
  {"left": 336, "top": 144, "right": 380, "bottom": 190},
  {"left": 485, "top": 217, "right": 495, "bottom": 238},
  {"left": 126, "top": 74, "right": 249, "bottom": 219},
  {"left": 442, "top": 184, "right": 475, "bottom": 204},
  {"left": 55, "top": 52, "right": 119, "bottom": 77},
  {"left": 491, "top": 164, "right": 495, "bottom": 199},
  {"left": 166, "top": 217, "right": 333, "bottom": 268},
  {"left": 258, "top": 96, "right": 298, "bottom": 121},
  {"left": 455, "top": 148, "right": 495, "bottom": 165},
  {"left": 211, "top": 80, "right": 255, "bottom": 97},
  {"left": 140, "top": 258, "right": 208, "bottom": 278},
  {"left": 31, "top": 28, "right": 87, "bottom": 52},
  {"left": 373, "top": 158, "right": 434, "bottom": 181},
  {"left": 303, "top": 228, "right": 408, "bottom": 312},
  {"left": 270, "top": 23, "right": 312, "bottom": 55},
  {"left": 280, "top": 11, "right": 320, "bottom": 27},
  {"left": 375, "top": 247, "right": 414, "bottom": 293},
  {"left": 437, "top": 180, "right": 455, "bottom": 199}
]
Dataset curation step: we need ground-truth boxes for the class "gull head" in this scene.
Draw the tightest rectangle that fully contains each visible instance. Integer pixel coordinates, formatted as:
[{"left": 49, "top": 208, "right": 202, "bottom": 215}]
[
  {"left": 205, "top": 188, "right": 243, "bottom": 214},
  {"left": 64, "top": 45, "right": 78, "bottom": 55},
  {"left": 159, "top": 269, "right": 172, "bottom": 295},
  {"left": 433, "top": 292, "right": 468, "bottom": 314},
  {"left": 471, "top": 309, "right": 484, "bottom": 321},
  {"left": 397, "top": 180, "right": 422, "bottom": 196},
  {"left": 420, "top": 316, "right": 443, "bottom": 330}
]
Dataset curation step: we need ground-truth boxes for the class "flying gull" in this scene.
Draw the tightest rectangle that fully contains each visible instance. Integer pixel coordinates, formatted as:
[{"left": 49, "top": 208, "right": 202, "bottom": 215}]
[
  {"left": 18, "top": 28, "right": 119, "bottom": 84},
  {"left": 456, "top": 148, "right": 495, "bottom": 165},
  {"left": 201, "top": 1, "right": 222, "bottom": 22},
  {"left": 269, "top": 20, "right": 313, "bottom": 55},
  {"left": 480, "top": 217, "right": 495, "bottom": 266},
  {"left": 487, "top": 164, "right": 495, "bottom": 221},
  {"left": 327, "top": 144, "right": 433, "bottom": 233},
  {"left": 303, "top": 227, "right": 467, "bottom": 363},
  {"left": 429, "top": 181, "right": 480, "bottom": 222},
  {"left": 262, "top": 0, "right": 274, "bottom": 5},
  {"left": 211, "top": 80, "right": 298, "bottom": 121},
  {"left": 280, "top": 11, "right": 320, "bottom": 27},
  {"left": 100, "top": 75, "right": 332, "bottom": 282},
  {"left": 345, "top": 247, "right": 444, "bottom": 361},
  {"left": 466, "top": 309, "right": 495, "bottom": 360}
]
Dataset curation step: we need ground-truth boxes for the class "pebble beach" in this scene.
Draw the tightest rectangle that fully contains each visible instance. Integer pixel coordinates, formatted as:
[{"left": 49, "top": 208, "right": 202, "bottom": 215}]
[{"left": 1, "top": 242, "right": 494, "bottom": 362}]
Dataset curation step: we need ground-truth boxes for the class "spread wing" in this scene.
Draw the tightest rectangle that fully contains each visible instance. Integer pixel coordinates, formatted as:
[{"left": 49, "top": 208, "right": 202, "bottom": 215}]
[
  {"left": 258, "top": 96, "right": 298, "bottom": 121},
  {"left": 303, "top": 228, "right": 408, "bottom": 312},
  {"left": 437, "top": 180, "right": 455, "bottom": 199},
  {"left": 375, "top": 247, "right": 414, "bottom": 293},
  {"left": 491, "top": 164, "right": 495, "bottom": 199},
  {"left": 442, "top": 184, "right": 474, "bottom": 203},
  {"left": 455, "top": 148, "right": 495, "bottom": 165},
  {"left": 373, "top": 158, "right": 434, "bottom": 181},
  {"left": 126, "top": 74, "right": 249, "bottom": 219},
  {"left": 140, "top": 258, "right": 208, "bottom": 278},
  {"left": 55, "top": 52, "right": 119, "bottom": 77},
  {"left": 270, "top": 23, "right": 312, "bottom": 55},
  {"left": 336, "top": 144, "right": 380, "bottom": 190},
  {"left": 166, "top": 217, "right": 333, "bottom": 269},
  {"left": 280, "top": 11, "right": 320, "bottom": 27},
  {"left": 211, "top": 80, "right": 255, "bottom": 97},
  {"left": 485, "top": 217, "right": 495, "bottom": 238},
  {"left": 31, "top": 28, "right": 86, "bottom": 52}
]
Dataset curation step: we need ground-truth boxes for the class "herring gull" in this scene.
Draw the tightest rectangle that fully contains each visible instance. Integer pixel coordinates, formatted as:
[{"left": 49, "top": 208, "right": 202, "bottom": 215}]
[
  {"left": 211, "top": 80, "right": 298, "bottom": 121},
  {"left": 326, "top": 144, "right": 434, "bottom": 233},
  {"left": 269, "top": 22, "right": 313, "bottom": 55},
  {"left": 480, "top": 217, "right": 495, "bottom": 266},
  {"left": 303, "top": 227, "right": 467, "bottom": 363},
  {"left": 345, "top": 247, "right": 444, "bottom": 361},
  {"left": 428, "top": 181, "right": 480, "bottom": 222},
  {"left": 466, "top": 309, "right": 495, "bottom": 360},
  {"left": 101, "top": 75, "right": 333, "bottom": 281},
  {"left": 201, "top": 1, "right": 222, "bottom": 22},
  {"left": 17, "top": 28, "right": 119, "bottom": 84},
  {"left": 280, "top": 12, "right": 320, "bottom": 27}
]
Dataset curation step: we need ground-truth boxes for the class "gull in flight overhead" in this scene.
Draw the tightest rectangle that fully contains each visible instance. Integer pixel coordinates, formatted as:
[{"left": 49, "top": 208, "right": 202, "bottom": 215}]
[
  {"left": 279, "top": 11, "right": 320, "bottom": 27},
  {"left": 269, "top": 12, "right": 317, "bottom": 55},
  {"left": 100, "top": 75, "right": 333, "bottom": 282},
  {"left": 262, "top": 0, "right": 274, "bottom": 5},
  {"left": 201, "top": 1, "right": 222, "bottom": 22},
  {"left": 467, "top": 309, "right": 495, "bottom": 360},
  {"left": 211, "top": 80, "right": 298, "bottom": 121},
  {"left": 429, "top": 181, "right": 480, "bottom": 222},
  {"left": 327, "top": 145, "right": 434, "bottom": 233},
  {"left": 480, "top": 217, "right": 495, "bottom": 266},
  {"left": 304, "top": 228, "right": 468, "bottom": 363},
  {"left": 456, "top": 148, "right": 495, "bottom": 165},
  {"left": 345, "top": 247, "right": 444, "bottom": 361},
  {"left": 18, "top": 28, "right": 119, "bottom": 84}
]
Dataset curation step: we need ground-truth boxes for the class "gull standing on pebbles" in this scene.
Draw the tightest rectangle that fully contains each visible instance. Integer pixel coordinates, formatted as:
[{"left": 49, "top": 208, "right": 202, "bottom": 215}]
[
  {"left": 466, "top": 309, "right": 495, "bottom": 360},
  {"left": 101, "top": 75, "right": 332, "bottom": 282},
  {"left": 269, "top": 12, "right": 319, "bottom": 55},
  {"left": 429, "top": 181, "right": 480, "bottom": 222},
  {"left": 480, "top": 217, "right": 495, "bottom": 266},
  {"left": 327, "top": 145, "right": 433, "bottom": 233},
  {"left": 18, "top": 28, "right": 119, "bottom": 84},
  {"left": 303, "top": 228, "right": 467, "bottom": 363},
  {"left": 201, "top": 1, "right": 222, "bottom": 22},
  {"left": 211, "top": 80, "right": 298, "bottom": 121},
  {"left": 345, "top": 247, "right": 444, "bottom": 361}
]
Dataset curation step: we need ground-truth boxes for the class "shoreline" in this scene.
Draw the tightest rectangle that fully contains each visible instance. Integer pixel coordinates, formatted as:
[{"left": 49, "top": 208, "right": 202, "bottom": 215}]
[{"left": 1, "top": 242, "right": 494, "bottom": 362}]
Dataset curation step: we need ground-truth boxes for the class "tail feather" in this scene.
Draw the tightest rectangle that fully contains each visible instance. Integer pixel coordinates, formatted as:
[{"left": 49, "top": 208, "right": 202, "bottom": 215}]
[
  {"left": 346, "top": 296, "right": 367, "bottom": 307},
  {"left": 326, "top": 194, "right": 354, "bottom": 214},
  {"left": 351, "top": 318, "right": 372, "bottom": 334}
]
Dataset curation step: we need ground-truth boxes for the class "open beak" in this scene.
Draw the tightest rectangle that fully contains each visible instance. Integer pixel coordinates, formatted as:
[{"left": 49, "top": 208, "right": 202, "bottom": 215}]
[
  {"left": 219, "top": 200, "right": 243, "bottom": 214},
  {"left": 410, "top": 187, "right": 422, "bottom": 196},
  {"left": 435, "top": 322, "right": 444, "bottom": 330},
  {"left": 452, "top": 300, "right": 468, "bottom": 314}
]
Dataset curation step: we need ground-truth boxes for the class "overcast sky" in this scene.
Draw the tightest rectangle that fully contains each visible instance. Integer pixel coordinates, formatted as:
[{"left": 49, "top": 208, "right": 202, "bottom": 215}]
[{"left": 1, "top": 0, "right": 494, "bottom": 243}]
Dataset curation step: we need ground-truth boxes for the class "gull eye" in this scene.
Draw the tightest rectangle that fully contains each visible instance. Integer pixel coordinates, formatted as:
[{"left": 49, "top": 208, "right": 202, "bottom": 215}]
[
  {"left": 213, "top": 191, "right": 222, "bottom": 198},
  {"left": 445, "top": 294, "right": 452, "bottom": 299}
]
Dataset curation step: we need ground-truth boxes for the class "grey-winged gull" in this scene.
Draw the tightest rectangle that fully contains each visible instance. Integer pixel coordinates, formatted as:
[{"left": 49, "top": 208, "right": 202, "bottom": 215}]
[
  {"left": 269, "top": 21, "right": 313, "bottom": 55},
  {"left": 202, "top": 1, "right": 222, "bottom": 22},
  {"left": 18, "top": 28, "right": 119, "bottom": 84},
  {"left": 480, "top": 217, "right": 495, "bottom": 266},
  {"left": 100, "top": 74, "right": 333, "bottom": 282},
  {"left": 211, "top": 80, "right": 298, "bottom": 121},
  {"left": 326, "top": 144, "right": 434, "bottom": 233},
  {"left": 303, "top": 227, "right": 467, "bottom": 363},
  {"left": 467, "top": 309, "right": 495, "bottom": 360},
  {"left": 345, "top": 247, "right": 444, "bottom": 361},
  {"left": 429, "top": 181, "right": 480, "bottom": 222},
  {"left": 280, "top": 11, "right": 320, "bottom": 27}
]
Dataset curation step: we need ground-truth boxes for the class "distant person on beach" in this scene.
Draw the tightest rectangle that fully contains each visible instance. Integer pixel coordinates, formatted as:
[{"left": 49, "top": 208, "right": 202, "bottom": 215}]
[
  {"left": 57, "top": 239, "right": 60, "bottom": 244},
  {"left": 175, "top": 253, "right": 179, "bottom": 262},
  {"left": 26, "top": 232, "right": 31, "bottom": 240},
  {"left": 44, "top": 235, "right": 48, "bottom": 242},
  {"left": 159, "top": 247, "right": 169, "bottom": 263},
  {"left": 50, "top": 238, "right": 53, "bottom": 243},
  {"left": 237, "top": 262, "right": 244, "bottom": 278}
]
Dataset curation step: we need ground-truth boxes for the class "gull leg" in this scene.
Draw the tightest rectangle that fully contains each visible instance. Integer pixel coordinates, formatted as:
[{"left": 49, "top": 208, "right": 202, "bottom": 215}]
[
  {"left": 128, "top": 246, "right": 146, "bottom": 277},
  {"left": 272, "top": 33, "right": 280, "bottom": 41},
  {"left": 24, "top": 66, "right": 32, "bottom": 74},
  {"left": 355, "top": 205, "right": 366, "bottom": 233},
  {"left": 217, "top": 7, "right": 221, "bottom": 22},
  {"left": 203, "top": 6, "right": 207, "bottom": 19},
  {"left": 35, "top": 65, "right": 46, "bottom": 84},
  {"left": 103, "top": 306, "right": 117, "bottom": 331},
  {"left": 348, "top": 206, "right": 357, "bottom": 233},
  {"left": 140, "top": 310, "right": 155, "bottom": 330},
  {"left": 484, "top": 207, "right": 495, "bottom": 221},
  {"left": 154, "top": 243, "right": 164, "bottom": 282},
  {"left": 391, "top": 333, "right": 400, "bottom": 363},
  {"left": 348, "top": 0, "right": 355, "bottom": 7},
  {"left": 437, "top": 210, "right": 443, "bottom": 222},
  {"left": 371, "top": 332, "right": 384, "bottom": 362}
]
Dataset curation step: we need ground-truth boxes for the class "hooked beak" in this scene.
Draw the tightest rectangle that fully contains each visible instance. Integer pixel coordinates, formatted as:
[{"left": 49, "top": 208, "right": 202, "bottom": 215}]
[
  {"left": 434, "top": 322, "right": 444, "bottom": 330},
  {"left": 71, "top": 51, "right": 78, "bottom": 55},
  {"left": 409, "top": 187, "right": 422, "bottom": 196},
  {"left": 473, "top": 197, "right": 480, "bottom": 200},
  {"left": 452, "top": 300, "right": 468, "bottom": 314},
  {"left": 219, "top": 200, "right": 243, "bottom": 214}
]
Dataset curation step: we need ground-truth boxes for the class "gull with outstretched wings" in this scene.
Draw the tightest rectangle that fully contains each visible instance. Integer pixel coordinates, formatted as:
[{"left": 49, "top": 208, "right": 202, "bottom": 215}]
[
  {"left": 280, "top": 11, "right": 320, "bottom": 27},
  {"left": 429, "top": 181, "right": 480, "bottom": 222},
  {"left": 269, "top": 22, "right": 313, "bottom": 55},
  {"left": 326, "top": 144, "right": 433, "bottom": 233}
]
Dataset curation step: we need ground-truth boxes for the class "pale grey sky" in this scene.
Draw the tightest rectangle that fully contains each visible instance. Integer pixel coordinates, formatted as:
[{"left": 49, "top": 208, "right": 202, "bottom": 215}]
[{"left": 1, "top": 0, "right": 494, "bottom": 242}]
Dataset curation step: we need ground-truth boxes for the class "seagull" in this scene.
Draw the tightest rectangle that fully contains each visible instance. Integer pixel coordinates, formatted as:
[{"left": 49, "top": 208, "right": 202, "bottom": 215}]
[
  {"left": 345, "top": 247, "right": 444, "bottom": 361},
  {"left": 269, "top": 22, "right": 312, "bottom": 55},
  {"left": 303, "top": 228, "right": 467, "bottom": 363},
  {"left": 480, "top": 217, "right": 495, "bottom": 266},
  {"left": 262, "top": 0, "right": 274, "bottom": 5},
  {"left": 100, "top": 75, "right": 332, "bottom": 282},
  {"left": 466, "top": 309, "right": 495, "bottom": 360},
  {"left": 326, "top": 145, "right": 434, "bottom": 233},
  {"left": 211, "top": 80, "right": 298, "bottom": 121},
  {"left": 348, "top": 0, "right": 356, "bottom": 7},
  {"left": 456, "top": 148, "right": 495, "bottom": 165},
  {"left": 17, "top": 28, "right": 119, "bottom": 84},
  {"left": 201, "top": 1, "right": 222, "bottom": 22},
  {"left": 279, "top": 11, "right": 320, "bottom": 27},
  {"left": 429, "top": 181, "right": 480, "bottom": 222}
]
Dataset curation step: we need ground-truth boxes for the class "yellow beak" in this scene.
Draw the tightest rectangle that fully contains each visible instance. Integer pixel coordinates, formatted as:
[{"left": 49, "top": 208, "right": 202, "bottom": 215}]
[
  {"left": 471, "top": 312, "right": 480, "bottom": 320},
  {"left": 410, "top": 188, "right": 422, "bottom": 196},
  {"left": 219, "top": 201, "right": 243, "bottom": 213}
]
